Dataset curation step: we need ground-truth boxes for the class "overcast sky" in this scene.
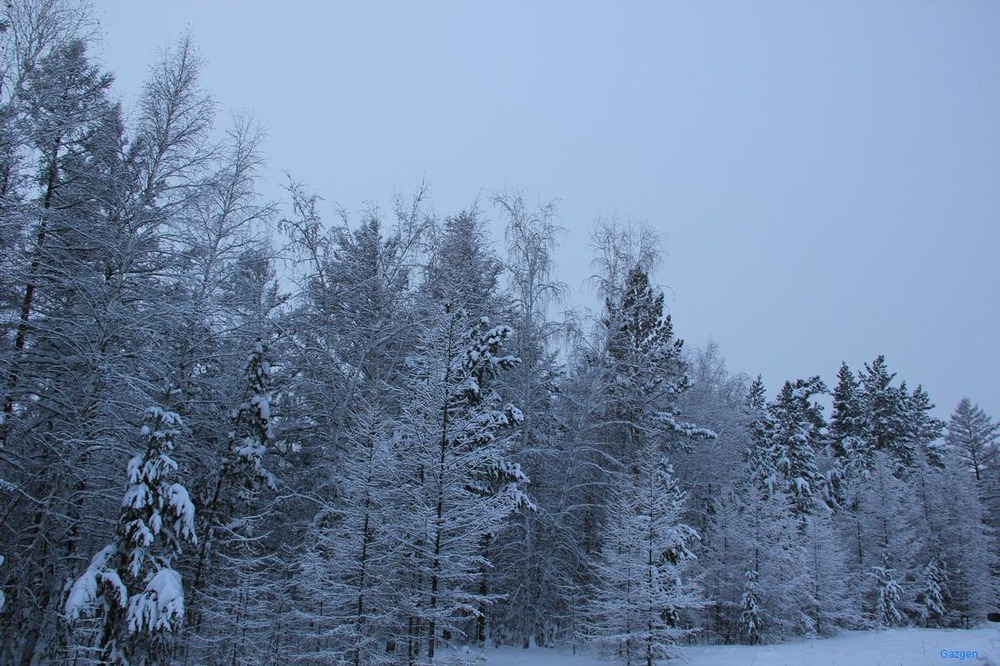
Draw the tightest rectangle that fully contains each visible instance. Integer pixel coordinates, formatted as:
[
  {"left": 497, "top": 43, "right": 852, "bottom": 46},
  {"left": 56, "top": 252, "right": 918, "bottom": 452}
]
[{"left": 92, "top": 1, "right": 999, "bottom": 419}]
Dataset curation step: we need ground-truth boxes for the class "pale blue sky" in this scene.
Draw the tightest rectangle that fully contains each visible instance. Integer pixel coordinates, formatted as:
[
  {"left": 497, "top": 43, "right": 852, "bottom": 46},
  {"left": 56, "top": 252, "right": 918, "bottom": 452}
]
[{"left": 93, "top": 1, "right": 1000, "bottom": 420}]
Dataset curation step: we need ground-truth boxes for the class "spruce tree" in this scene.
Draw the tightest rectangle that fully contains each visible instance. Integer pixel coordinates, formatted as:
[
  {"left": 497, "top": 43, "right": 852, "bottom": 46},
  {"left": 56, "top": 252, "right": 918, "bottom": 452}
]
[
  {"left": 858, "top": 356, "right": 914, "bottom": 472},
  {"left": 747, "top": 377, "right": 828, "bottom": 516},
  {"left": 905, "top": 385, "right": 946, "bottom": 470},
  {"left": 738, "top": 569, "right": 763, "bottom": 645},
  {"left": 65, "top": 406, "right": 197, "bottom": 665},
  {"left": 829, "top": 363, "right": 867, "bottom": 467},
  {"left": 746, "top": 375, "right": 766, "bottom": 412}
]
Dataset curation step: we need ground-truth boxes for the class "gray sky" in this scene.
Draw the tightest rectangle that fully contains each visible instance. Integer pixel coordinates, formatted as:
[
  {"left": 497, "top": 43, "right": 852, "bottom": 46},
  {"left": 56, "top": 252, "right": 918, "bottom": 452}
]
[{"left": 93, "top": 1, "right": 1000, "bottom": 420}]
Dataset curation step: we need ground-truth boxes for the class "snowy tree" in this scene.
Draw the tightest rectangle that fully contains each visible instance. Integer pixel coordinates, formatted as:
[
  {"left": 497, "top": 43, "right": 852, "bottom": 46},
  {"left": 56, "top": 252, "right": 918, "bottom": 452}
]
[
  {"left": 841, "top": 452, "right": 922, "bottom": 626},
  {"left": 390, "top": 305, "right": 528, "bottom": 660},
  {"left": 857, "top": 356, "right": 916, "bottom": 473},
  {"left": 588, "top": 223, "right": 697, "bottom": 472},
  {"left": 185, "top": 340, "right": 280, "bottom": 663},
  {"left": 561, "top": 222, "right": 713, "bottom": 658},
  {"left": 587, "top": 259, "right": 712, "bottom": 535},
  {"left": 296, "top": 391, "right": 408, "bottom": 666},
  {"left": 0, "top": 29, "right": 164, "bottom": 662},
  {"left": 225, "top": 340, "right": 276, "bottom": 494},
  {"left": 745, "top": 375, "right": 766, "bottom": 411},
  {"left": 746, "top": 377, "right": 828, "bottom": 516},
  {"left": 422, "top": 208, "right": 505, "bottom": 322},
  {"left": 277, "top": 186, "right": 435, "bottom": 661},
  {"left": 737, "top": 569, "right": 763, "bottom": 645},
  {"left": 4, "top": 32, "right": 114, "bottom": 396},
  {"left": 699, "top": 463, "right": 847, "bottom": 646},
  {"left": 870, "top": 566, "right": 904, "bottom": 628},
  {"left": 905, "top": 386, "right": 945, "bottom": 470},
  {"left": 935, "top": 448, "right": 998, "bottom": 627},
  {"left": 832, "top": 367, "right": 943, "bottom": 480},
  {"left": 3, "top": 6, "right": 1000, "bottom": 659},
  {"left": 486, "top": 190, "right": 573, "bottom": 648},
  {"left": 280, "top": 185, "right": 427, "bottom": 492},
  {"left": 698, "top": 488, "right": 748, "bottom": 644},
  {"left": 738, "top": 483, "right": 812, "bottom": 640},
  {"left": 601, "top": 266, "right": 702, "bottom": 465},
  {"left": 675, "top": 344, "right": 751, "bottom": 499},
  {"left": 587, "top": 442, "right": 701, "bottom": 666},
  {"left": 914, "top": 558, "right": 948, "bottom": 628},
  {"left": 65, "top": 406, "right": 196, "bottom": 665},
  {"left": 800, "top": 512, "right": 854, "bottom": 636},
  {"left": 945, "top": 398, "right": 999, "bottom": 482},
  {"left": 828, "top": 363, "right": 867, "bottom": 476}
]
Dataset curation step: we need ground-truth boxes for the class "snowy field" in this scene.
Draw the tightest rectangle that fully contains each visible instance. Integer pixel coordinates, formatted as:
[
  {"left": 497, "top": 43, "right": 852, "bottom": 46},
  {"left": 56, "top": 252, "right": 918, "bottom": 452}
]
[{"left": 473, "top": 626, "right": 999, "bottom": 666}]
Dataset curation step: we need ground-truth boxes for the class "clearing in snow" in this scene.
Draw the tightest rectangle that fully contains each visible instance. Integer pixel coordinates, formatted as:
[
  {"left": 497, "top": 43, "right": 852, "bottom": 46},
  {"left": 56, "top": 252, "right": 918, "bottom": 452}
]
[{"left": 474, "top": 626, "right": 999, "bottom": 666}]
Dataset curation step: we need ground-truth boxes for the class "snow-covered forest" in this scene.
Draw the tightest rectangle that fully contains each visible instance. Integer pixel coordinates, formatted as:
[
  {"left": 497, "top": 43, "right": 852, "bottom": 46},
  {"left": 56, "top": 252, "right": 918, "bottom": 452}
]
[{"left": 0, "top": 2, "right": 998, "bottom": 665}]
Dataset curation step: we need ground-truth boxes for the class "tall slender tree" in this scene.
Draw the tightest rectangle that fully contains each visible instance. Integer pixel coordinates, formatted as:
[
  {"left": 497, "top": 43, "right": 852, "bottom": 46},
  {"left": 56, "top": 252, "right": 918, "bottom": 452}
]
[
  {"left": 486, "top": 190, "right": 572, "bottom": 648},
  {"left": 391, "top": 306, "right": 527, "bottom": 661},
  {"left": 586, "top": 440, "right": 701, "bottom": 666},
  {"left": 945, "top": 398, "right": 999, "bottom": 482}
]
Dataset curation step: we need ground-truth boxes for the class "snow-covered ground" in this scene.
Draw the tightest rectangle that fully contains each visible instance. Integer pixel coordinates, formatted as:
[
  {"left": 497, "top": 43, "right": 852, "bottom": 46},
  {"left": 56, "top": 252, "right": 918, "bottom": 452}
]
[{"left": 474, "top": 626, "right": 999, "bottom": 665}]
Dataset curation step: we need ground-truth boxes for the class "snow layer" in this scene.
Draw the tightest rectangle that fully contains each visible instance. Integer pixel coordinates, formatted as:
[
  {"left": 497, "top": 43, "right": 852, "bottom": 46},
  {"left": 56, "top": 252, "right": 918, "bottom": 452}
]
[
  {"left": 127, "top": 567, "right": 185, "bottom": 634},
  {"left": 481, "top": 627, "right": 999, "bottom": 666}
]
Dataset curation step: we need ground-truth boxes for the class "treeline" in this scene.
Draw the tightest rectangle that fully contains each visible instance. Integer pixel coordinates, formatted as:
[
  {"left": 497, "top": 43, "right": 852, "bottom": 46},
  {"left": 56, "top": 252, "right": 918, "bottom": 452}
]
[{"left": 0, "top": 3, "right": 997, "bottom": 665}]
